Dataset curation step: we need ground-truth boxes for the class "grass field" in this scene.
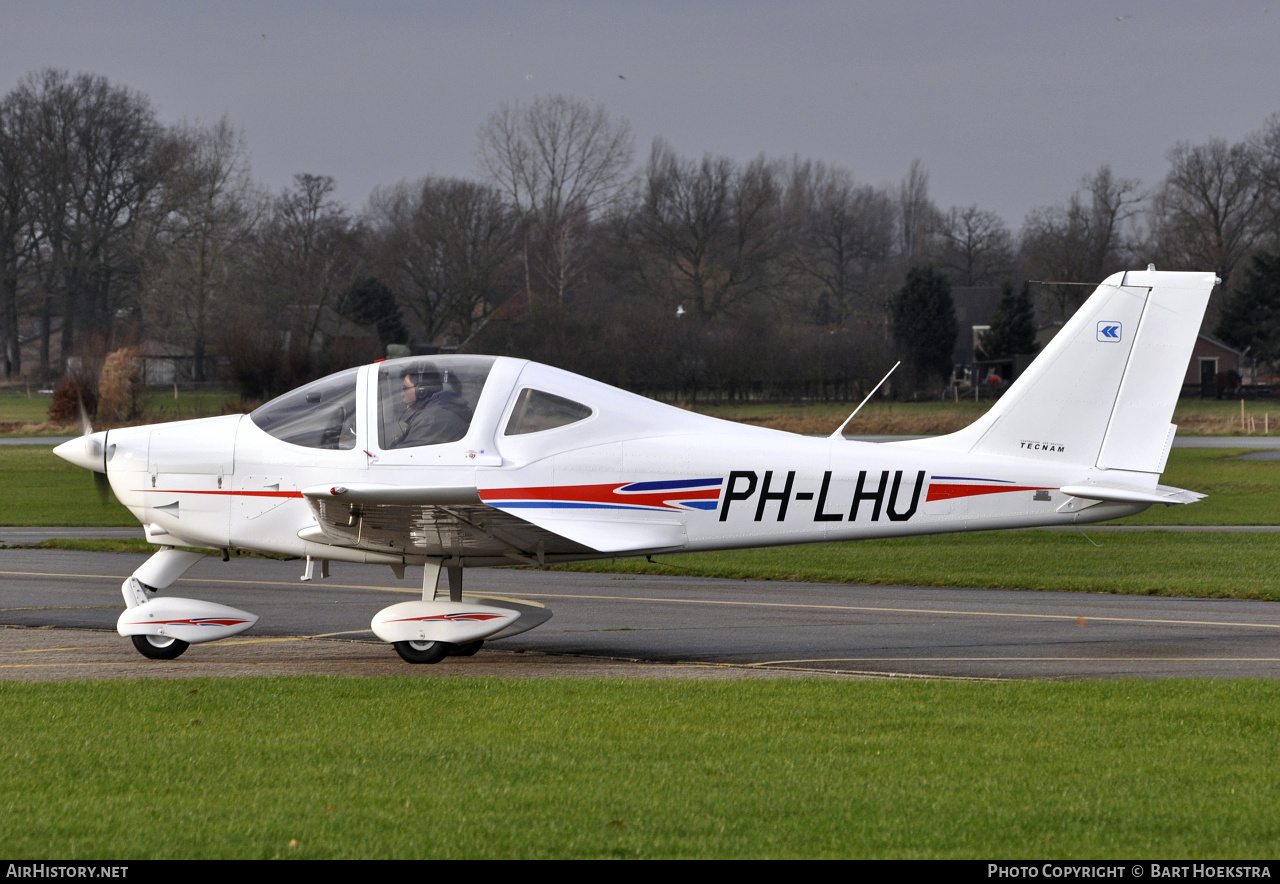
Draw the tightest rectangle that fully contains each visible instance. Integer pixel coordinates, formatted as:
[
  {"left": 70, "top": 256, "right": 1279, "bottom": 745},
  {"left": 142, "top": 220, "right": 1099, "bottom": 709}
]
[
  {"left": 1119, "top": 448, "right": 1280, "bottom": 525},
  {"left": 5, "top": 403, "right": 1280, "bottom": 860},
  {"left": 0, "top": 388, "right": 247, "bottom": 435},
  {"left": 1, "top": 677, "right": 1277, "bottom": 859},
  {"left": 695, "top": 397, "right": 1280, "bottom": 436},
  {"left": 7, "top": 444, "right": 1280, "bottom": 598},
  {"left": 132, "top": 389, "right": 247, "bottom": 423},
  {"left": 0, "top": 446, "right": 136, "bottom": 527},
  {"left": 569, "top": 531, "right": 1280, "bottom": 599},
  {"left": 0, "top": 386, "right": 56, "bottom": 424},
  {"left": 27, "top": 531, "right": 1280, "bottom": 599}
]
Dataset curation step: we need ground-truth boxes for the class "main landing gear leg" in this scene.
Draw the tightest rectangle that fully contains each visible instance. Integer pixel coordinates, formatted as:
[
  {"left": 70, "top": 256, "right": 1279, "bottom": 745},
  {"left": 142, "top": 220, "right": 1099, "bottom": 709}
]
[
  {"left": 446, "top": 562, "right": 463, "bottom": 602},
  {"left": 445, "top": 561, "right": 483, "bottom": 657},
  {"left": 392, "top": 558, "right": 449, "bottom": 664},
  {"left": 388, "top": 559, "right": 483, "bottom": 663}
]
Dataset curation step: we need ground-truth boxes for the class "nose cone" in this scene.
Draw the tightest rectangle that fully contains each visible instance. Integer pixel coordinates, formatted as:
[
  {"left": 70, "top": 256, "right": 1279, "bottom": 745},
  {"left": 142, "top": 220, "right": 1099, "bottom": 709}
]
[{"left": 53, "top": 432, "right": 109, "bottom": 474}]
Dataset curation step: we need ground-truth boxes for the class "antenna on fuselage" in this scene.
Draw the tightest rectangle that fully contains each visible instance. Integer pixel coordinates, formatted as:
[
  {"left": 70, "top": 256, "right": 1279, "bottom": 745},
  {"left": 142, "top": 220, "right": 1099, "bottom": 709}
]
[{"left": 829, "top": 361, "right": 900, "bottom": 440}]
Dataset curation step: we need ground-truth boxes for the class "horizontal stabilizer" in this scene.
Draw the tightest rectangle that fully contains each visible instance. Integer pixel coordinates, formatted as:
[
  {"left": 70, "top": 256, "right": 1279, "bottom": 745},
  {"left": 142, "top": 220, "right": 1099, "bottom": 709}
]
[{"left": 1058, "top": 483, "right": 1205, "bottom": 506}]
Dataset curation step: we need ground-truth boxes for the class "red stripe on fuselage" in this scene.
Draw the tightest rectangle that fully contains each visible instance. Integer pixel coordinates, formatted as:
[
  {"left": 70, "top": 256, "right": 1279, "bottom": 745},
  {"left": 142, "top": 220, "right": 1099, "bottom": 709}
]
[
  {"left": 480, "top": 483, "right": 720, "bottom": 509},
  {"left": 129, "top": 489, "right": 303, "bottom": 497},
  {"left": 926, "top": 484, "right": 1050, "bottom": 502}
]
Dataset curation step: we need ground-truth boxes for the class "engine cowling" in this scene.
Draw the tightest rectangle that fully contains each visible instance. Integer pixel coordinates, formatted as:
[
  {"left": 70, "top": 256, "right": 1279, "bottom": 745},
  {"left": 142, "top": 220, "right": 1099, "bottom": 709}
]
[{"left": 117, "top": 597, "right": 258, "bottom": 645}]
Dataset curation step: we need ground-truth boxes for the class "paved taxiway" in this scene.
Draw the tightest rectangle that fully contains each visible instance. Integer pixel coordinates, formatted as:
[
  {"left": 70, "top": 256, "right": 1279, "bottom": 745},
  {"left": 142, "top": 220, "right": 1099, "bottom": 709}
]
[{"left": 3, "top": 548, "right": 1280, "bottom": 681}]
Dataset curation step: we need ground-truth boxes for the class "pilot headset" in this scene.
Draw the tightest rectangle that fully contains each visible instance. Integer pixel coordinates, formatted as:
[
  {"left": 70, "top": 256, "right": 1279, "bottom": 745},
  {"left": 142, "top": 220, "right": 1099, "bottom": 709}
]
[{"left": 409, "top": 366, "right": 447, "bottom": 401}]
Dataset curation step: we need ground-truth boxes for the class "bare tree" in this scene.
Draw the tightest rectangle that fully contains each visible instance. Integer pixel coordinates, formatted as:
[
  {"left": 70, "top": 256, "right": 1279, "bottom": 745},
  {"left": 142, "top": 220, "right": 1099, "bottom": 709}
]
[
  {"left": 15, "top": 69, "right": 171, "bottom": 370},
  {"left": 1021, "top": 165, "right": 1143, "bottom": 317},
  {"left": 142, "top": 117, "right": 263, "bottom": 381},
  {"left": 477, "top": 95, "right": 633, "bottom": 304},
  {"left": 1150, "top": 138, "right": 1267, "bottom": 294},
  {"left": 1252, "top": 113, "right": 1280, "bottom": 241},
  {"left": 0, "top": 91, "right": 35, "bottom": 376},
  {"left": 255, "top": 174, "right": 361, "bottom": 370},
  {"left": 898, "top": 158, "right": 941, "bottom": 264},
  {"left": 784, "top": 160, "right": 896, "bottom": 324},
  {"left": 367, "top": 177, "right": 516, "bottom": 346},
  {"left": 937, "top": 205, "right": 1013, "bottom": 286},
  {"left": 621, "top": 140, "right": 785, "bottom": 320}
]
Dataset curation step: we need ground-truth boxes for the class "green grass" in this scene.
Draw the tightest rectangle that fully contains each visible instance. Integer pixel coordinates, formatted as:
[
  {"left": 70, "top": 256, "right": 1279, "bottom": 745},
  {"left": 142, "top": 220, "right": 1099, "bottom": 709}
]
[
  {"left": 1119, "top": 448, "right": 1280, "bottom": 525},
  {"left": 1, "top": 677, "right": 1278, "bottom": 858},
  {"left": 1173, "top": 398, "right": 1280, "bottom": 420},
  {"left": 27, "top": 530, "right": 1280, "bottom": 600},
  {"left": 20, "top": 538, "right": 187, "bottom": 554},
  {"left": 0, "top": 446, "right": 135, "bottom": 526},
  {"left": 0, "top": 387, "right": 56, "bottom": 424},
  {"left": 570, "top": 530, "right": 1280, "bottom": 599},
  {"left": 134, "top": 389, "right": 247, "bottom": 423},
  {"left": 0, "top": 388, "right": 246, "bottom": 429}
]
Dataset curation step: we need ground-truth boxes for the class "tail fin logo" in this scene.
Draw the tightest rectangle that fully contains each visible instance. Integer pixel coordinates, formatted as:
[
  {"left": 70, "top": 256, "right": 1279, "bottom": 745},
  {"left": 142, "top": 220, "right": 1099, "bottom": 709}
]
[{"left": 1097, "top": 321, "right": 1122, "bottom": 342}]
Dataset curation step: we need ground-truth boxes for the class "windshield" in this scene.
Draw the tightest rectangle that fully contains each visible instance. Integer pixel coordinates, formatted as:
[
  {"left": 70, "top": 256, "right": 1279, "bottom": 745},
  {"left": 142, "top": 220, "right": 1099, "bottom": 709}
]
[
  {"left": 250, "top": 367, "right": 359, "bottom": 450},
  {"left": 377, "top": 356, "right": 495, "bottom": 449}
]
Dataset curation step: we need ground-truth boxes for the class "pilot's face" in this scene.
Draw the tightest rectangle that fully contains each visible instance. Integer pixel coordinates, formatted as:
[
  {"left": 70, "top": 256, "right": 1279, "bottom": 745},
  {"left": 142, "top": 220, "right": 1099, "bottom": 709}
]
[{"left": 401, "top": 376, "right": 417, "bottom": 408}]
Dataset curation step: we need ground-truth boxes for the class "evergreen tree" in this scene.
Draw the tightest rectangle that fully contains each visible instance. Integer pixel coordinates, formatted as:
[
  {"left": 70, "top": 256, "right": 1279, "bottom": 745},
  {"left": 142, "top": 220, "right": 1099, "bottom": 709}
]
[
  {"left": 891, "top": 266, "right": 958, "bottom": 388},
  {"left": 1217, "top": 251, "right": 1280, "bottom": 368},
  {"left": 977, "top": 281, "right": 1038, "bottom": 360},
  {"left": 341, "top": 277, "right": 409, "bottom": 350}
]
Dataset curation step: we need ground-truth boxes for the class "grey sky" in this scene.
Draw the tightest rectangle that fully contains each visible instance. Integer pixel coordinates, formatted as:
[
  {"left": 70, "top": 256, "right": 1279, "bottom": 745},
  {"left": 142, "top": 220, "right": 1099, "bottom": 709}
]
[{"left": 4, "top": 1, "right": 1278, "bottom": 227}]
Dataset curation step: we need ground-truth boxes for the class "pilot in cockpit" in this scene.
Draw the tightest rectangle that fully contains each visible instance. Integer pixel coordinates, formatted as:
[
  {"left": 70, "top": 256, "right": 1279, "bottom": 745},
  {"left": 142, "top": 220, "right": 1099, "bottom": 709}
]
[{"left": 393, "top": 363, "right": 473, "bottom": 447}]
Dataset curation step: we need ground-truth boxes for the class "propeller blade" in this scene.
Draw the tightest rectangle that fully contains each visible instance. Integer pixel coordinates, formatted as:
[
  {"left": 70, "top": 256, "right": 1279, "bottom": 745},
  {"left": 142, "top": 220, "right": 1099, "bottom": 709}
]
[
  {"left": 77, "top": 395, "right": 92, "bottom": 436},
  {"left": 92, "top": 470, "right": 111, "bottom": 505}
]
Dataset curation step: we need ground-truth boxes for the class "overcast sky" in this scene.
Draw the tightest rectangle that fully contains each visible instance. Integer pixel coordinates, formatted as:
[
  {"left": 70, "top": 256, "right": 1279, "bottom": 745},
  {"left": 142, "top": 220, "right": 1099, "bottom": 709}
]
[{"left": 3, "top": 1, "right": 1278, "bottom": 226}]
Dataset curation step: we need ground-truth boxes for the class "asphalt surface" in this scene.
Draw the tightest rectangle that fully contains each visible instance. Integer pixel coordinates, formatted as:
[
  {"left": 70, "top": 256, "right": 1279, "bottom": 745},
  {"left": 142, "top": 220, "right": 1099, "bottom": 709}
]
[{"left": 3, "top": 548, "right": 1279, "bottom": 681}]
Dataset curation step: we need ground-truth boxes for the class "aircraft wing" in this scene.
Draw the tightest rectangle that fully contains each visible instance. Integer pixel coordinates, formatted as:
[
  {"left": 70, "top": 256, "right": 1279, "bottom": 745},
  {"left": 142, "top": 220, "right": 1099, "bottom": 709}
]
[{"left": 299, "top": 484, "right": 683, "bottom": 564}]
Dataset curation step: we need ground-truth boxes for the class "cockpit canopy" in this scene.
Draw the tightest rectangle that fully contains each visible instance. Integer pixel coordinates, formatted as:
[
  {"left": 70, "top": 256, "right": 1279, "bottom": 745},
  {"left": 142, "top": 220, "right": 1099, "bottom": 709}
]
[
  {"left": 377, "top": 356, "right": 494, "bottom": 449},
  {"left": 249, "top": 355, "right": 599, "bottom": 452}
]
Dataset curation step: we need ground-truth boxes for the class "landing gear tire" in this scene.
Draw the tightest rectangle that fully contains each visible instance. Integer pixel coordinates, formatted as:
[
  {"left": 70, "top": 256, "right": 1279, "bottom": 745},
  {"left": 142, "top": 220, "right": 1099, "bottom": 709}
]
[
  {"left": 393, "top": 640, "right": 451, "bottom": 664},
  {"left": 450, "top": 641, "right": 483, "bottom": 657},
  {"left": 131, "top": 634, "right": 190, "bottom": 660}
]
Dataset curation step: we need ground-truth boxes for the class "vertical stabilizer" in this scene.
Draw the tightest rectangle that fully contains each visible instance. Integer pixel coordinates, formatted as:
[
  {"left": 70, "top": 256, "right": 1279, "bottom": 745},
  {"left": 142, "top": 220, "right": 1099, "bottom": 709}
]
[{"left": 907, "top": 270, "right": 1216, "bottom": 472}]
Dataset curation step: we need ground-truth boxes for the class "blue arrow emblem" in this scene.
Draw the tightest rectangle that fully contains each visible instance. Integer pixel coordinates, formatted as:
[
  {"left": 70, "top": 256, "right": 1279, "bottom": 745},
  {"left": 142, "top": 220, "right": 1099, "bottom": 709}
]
[{"left": 1097, "top": 321, "right": 1122, "bottom": 342}]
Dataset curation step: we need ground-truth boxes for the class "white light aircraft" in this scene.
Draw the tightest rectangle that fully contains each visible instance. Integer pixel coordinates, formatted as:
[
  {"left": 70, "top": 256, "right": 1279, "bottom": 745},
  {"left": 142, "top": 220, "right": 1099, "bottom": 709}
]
[{"left": 54, "top": 269, "right": 1215, "bottom": 663}]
